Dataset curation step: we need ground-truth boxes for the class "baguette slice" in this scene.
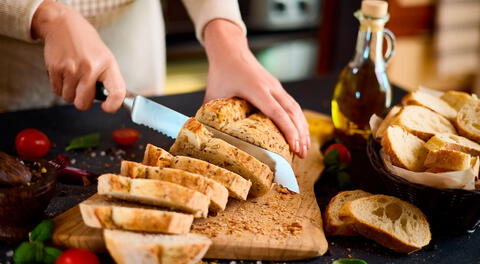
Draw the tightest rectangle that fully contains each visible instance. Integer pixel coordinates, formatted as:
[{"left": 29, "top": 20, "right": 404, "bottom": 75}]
[
  {"left": 324, "top": 190, "right": 372, "bottom": 236},
  {"left": 375, "top": 106, "right": 402, "bottom": 139},
  {"left": 170, "top": 118, "right": 274, "bottom": 197},
  {"left": 424, "top": 149, "right": 472, "bottom": 171},
  {"left": 340, "top": 195, "right": 431, "bottom": 254},
  {"left": 171, "top": 156, "right": 251, "bottom": 200},
  {"left": 424, "top": 133, "right": 480, "bottom": 156},
  {"left": 402, "top": 91, "right": 457, "bottom": 120},
  {"left": 143, "top": 144, "right": 174, "bottom": 167},
  {"left": 104, "top": 229, "right": 211, "bottom": 264},
  {"left": 195, "top": 97, "right": 292, "bottom": 163},
  {"left": 456, "top": 99, "right": 480, "bottom": 144},
  {"left": 121, "top": 161, "right": 228, "bottom": 212},
  {"left": 440, "top": 90, "right": 476, "bottom": 112},
  {"left": 395, "top": 105, "right": 457, "bottom": 141},
  {"left": 381, "top": 126, "right": 428, "bottom": 172},
  {"left": 98, "top": 174, "right": 210, "bottom": 218},
  {"left": 80, "top": 195, "right": 193, "bottom": 234}
]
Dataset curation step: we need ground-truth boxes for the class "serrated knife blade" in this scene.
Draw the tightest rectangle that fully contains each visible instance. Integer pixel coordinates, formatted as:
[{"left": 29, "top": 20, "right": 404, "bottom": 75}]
[{"left": 122, "top": 95, "right": 300, "bottom": 193}]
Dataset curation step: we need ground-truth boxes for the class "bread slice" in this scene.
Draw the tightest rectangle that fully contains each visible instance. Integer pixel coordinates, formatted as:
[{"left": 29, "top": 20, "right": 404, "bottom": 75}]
[
  {"left": 424, "top": 133, "right": 480, "bottom": 156},
  {"left": 104, "top": 229, "right": 211, "bottom": 264},
  {"left": 324, "top": 190, "right": 372, "bottom": 236},
  {"left": 170, "top": 118, "right": 274, "bottom": 197},
  {"left": 424, "top": 149, "right": 472, "bottom": 171},
  {"left": 375, "top": 106, "right": 402, "bottom": 138},
  {"left": 195, "top": 97, "right": 292, "bottom": 163},
  {"left": 171, "top": 156, "right": 251, "bottom": 200},
  {"left": 440, "top": 90, "right": 476, "bottom": 112},
  {"left": 80, "top": 195, "right": 193, "bottom": 234},
  {"left": 340, "top": 195, "right": 431, "bottom": 254},
  {"left": 381, "top": 126, "right": 428, "bottom": 172},
  {"left": 394, "top": 105, "right": 457, "bottom": 141},
  {"left": 143, "top": 144, "right": 174, "bottom": 167},
  {"left": 456, "top": 99, "right": 480, "bottom": 143},
  {"left": 121, "top": 161, "right": 228, "bottom": 212},
  {"left": 402, "top": 91, "right": 457, "bottom": 120},
  {"left": 97, "top": 174, "right": 210, "bottom": 218}
]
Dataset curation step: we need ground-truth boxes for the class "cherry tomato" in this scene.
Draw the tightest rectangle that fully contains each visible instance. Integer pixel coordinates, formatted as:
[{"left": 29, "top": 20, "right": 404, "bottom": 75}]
[
  {"left": 15, "top": 128, "right": 51, "bottom": 159},
  {"left": 56, "top": 248, "right": 99, "bottom": 264},
  {"left": 112, "top": 128, "right": 140, "bottom": 147},
  {"left": 325, "top": 143, "right": 351, "bottom": 164}
]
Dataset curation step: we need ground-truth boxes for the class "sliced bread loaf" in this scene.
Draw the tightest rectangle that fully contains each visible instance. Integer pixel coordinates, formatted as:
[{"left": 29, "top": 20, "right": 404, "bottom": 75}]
[
  {"left": 424, "top": 133, "right": 480, "bottom": 156},
  {"left": 143, "top": 144, "right": 174, "bottom": 167},
  {"left": 381, "top": 126, "right": 428, "bottom": 172},
  {"left": 324, "top": 190, "right": 372, "bottom": 236},
  {"left": 195, "top": 97, "right": 292, "bottom": 163},
  {"left": 104, "top": 229, "right": 211, "bottom": 264},
  {"left": 440, "top": 90, "right": 476, "bottom": 112},
  {"left": 456, "top": 99, "right": 480, "bottom": 144},
  {"left": 171, "top": 156, "right": 251, "bottom": 200},
  {"left": 121, "top": 161, "right": 228, "bottom": 212},
  {"left": 170, "top": 118, "right": 274, "bottom": 197},
  {"left": 98, "top": 174, "right": 210, "bottom": 218},
  {"left": 80, "top": 195, "right": 193, "bottom": 234},
  {"left": 394, "top": 105, "right": 457, "bottom": 141},
  {"left": 402, "top": 91, "right": 457, "bottom": 120},
  {"left": 424, "top": 149, "right": 472, "bottom": 171},
  {"left": 340, "top": 195, "right": 431, "bottom": 254}
]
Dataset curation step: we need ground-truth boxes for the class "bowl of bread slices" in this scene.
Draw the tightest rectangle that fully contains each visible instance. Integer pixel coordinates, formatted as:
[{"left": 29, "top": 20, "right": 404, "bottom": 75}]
[{"left": 367, "top": 89, "right": 480, "bottom": 233}]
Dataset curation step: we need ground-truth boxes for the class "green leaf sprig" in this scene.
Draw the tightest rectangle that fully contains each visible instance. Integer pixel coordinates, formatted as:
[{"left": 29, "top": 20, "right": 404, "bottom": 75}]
[
  {"left": 323, "top": 148, "right": 351, "bottom": 188},
  {"left": 65, "top": 133, "right": 100, "bottom": 151},
  {"left": 333, "top": 258, "right": 368, "bottom": 264},
  {"left": 13, "top": 220, "right": 62, "bottom": 264}
]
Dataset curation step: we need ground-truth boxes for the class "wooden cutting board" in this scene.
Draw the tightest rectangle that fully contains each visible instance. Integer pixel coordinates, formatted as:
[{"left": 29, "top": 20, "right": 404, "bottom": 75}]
[{"left": 52, "top": 112, "right": 333, "bottom": 261}]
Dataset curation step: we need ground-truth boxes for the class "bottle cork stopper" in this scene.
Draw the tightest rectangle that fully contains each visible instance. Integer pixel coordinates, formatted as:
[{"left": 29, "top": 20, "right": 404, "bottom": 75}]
[{"left": 361, "top": 0, "right": 388, "bottom": 18}]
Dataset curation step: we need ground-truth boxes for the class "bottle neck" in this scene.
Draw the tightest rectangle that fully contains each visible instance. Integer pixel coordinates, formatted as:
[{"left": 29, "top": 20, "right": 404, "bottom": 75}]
[{"left": 351, "top": 12, "right": 388, "bottom": 68}]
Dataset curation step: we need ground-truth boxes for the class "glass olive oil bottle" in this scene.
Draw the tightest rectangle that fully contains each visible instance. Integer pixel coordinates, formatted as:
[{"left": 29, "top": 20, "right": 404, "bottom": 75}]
[{"left": 331, "top": 1, "right": 395, "bottom": 149}]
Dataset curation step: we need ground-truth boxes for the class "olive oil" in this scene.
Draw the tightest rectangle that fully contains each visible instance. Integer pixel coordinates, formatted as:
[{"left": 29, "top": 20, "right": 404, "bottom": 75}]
[{"left": 331, "top": 1, "right": 395, "bottom": 149}]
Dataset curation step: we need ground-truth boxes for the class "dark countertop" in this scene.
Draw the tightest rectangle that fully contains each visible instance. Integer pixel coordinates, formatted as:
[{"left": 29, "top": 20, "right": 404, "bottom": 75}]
[{"left": 1, "top": 76, "right": 479, "bottom": 264}]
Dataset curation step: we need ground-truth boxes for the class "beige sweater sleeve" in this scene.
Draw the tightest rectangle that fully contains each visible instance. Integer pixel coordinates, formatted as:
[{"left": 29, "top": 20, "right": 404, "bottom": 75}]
[
  {"left": 181, "top": 0, "right": 247, "bottom": 45},
  {"left": 0, "top": 0, "right": 45, "bottom": 42}
]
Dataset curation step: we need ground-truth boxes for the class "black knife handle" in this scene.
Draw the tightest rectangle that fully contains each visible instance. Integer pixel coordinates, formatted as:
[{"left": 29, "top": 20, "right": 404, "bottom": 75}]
[{"left": 95, "top": 82, "right": 108, "bottom": 101}]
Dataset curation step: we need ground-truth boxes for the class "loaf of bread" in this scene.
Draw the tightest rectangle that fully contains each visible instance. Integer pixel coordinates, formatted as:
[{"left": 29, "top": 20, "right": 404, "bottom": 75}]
[
  {"left": 424, "top": 149, "right": 473, "bottom": 171},
  {"left": 440, "top": 90, "right": 476, "bottom": 112},
  {"left": 98, "top": 174, "right": 210, "bottom": 218},
  {"left": 424, "top": 133, "right": 480, "bottom": 157},
  {"left": 456, "top": 99, "right": 480, "bottom": 144},
  {"left": 340, "top": 195, "right": 431, "bottom": 254},
  {"left": 394, "top": 105, "right": 456, "bottom": 141},
  {"left": 324, "top": 190, "right": 372, "bottom": 236},
  {"left": 195, "top": 97, "right": 292, "bottom": 163},
  {"left": 381, "top": 126, "right": 428, "bottom": 172},
  {"left": 170, "top": 118, "right": 274, "bottom": 197},
  {"left": 104, "top": 229, "right": 211, "bottom": 264},
  {"left": 121, "top": 161, "right": 228, "bottom": 212},
  {"left": 80, "top": 195, "right": 193, "bottom": 234},
  {"left": 142, "top": 144, "right": 251, "bottom": 200},
  {"left": 402, "top": 91, "right": 457, "bottom": 120}
]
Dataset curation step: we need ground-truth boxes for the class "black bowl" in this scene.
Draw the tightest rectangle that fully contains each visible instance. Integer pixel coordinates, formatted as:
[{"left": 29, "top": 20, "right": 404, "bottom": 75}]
[{"left": 367, "top": 136, "right": 480, "bottom": 234}]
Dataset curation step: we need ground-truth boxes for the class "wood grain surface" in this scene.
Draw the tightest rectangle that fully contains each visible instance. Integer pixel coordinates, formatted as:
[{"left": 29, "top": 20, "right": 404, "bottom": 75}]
[{"left": 52, "top": 113, "right": 332, "bottom": 261}]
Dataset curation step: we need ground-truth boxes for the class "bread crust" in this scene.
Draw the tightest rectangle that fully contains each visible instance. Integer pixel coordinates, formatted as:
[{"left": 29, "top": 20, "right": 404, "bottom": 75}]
[
  {"left": 424, "top": 149, "right": 472, "bottom": 171},
  {"left": 170, "top": 118, "right": 273, "bottom": 197},
  {"left": 381, "top": 126, "right": 427, "bottom": 172},
  {"left": 143, "top": 144, "right": 174, "bottom": 167},
  {"left": 196, "top": 97, "right": 292, "bottom": 163},
  {"left": 456, "top": 100, "right": 480, "bottom": 143},
  {"left": 440, "top": 90, "right": 476, "bottom": 112},
  {"left": 402, "top": 91, "right": 457, "bottom": 120},
  {"left": 424, "top": 133, "right": 480, "bottom": 157}
]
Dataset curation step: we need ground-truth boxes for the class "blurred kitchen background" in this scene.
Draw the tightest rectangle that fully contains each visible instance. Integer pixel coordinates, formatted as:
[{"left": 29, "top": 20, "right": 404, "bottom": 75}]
[{"left": 162, "top": 0, "right": 480, "bottom": 95}]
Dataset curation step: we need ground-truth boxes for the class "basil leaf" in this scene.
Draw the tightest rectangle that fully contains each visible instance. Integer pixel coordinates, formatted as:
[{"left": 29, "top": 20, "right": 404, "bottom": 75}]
[
  {"left": 43, "top": 247, "right": 63, "bottom": 264},
  {"left": 30, "top": 219, "right": 53, "bottom": 242},
  {"left": 333, "top": 258, "right": 368, "bottom": 264},
  {"left": 13, "top": 241, "right": 44, "bottom": 264},
  {"left": 66, "top": 133, "right": 100, "bottom": 151},
  {"left": 324, "top": 148, "right": 340, "bottom": 167}
]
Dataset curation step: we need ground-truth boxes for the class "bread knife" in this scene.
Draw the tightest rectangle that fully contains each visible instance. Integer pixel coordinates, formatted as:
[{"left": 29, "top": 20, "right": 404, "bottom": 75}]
[{"left": 95, "top": 84, "right": 300, "bottom": 193}]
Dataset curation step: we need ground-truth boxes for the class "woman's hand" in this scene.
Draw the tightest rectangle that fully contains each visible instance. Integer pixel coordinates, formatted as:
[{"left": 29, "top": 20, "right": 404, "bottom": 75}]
[
  {"left": 31, "top": 0, "right": 125, "bottom": 113},
  {"left": 203, "top": 19, "right": 310, "bottom": 158}
]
